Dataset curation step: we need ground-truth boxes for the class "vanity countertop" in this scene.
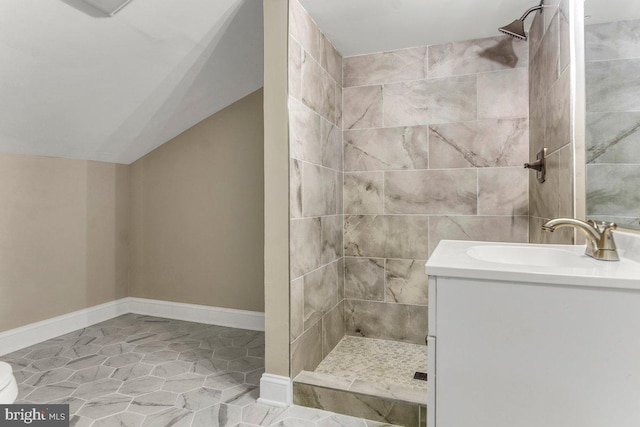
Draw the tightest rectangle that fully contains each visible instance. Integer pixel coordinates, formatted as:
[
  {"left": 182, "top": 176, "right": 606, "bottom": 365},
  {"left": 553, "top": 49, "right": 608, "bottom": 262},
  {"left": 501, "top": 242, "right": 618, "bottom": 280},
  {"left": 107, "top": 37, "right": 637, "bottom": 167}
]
[{"left": 425, "top": 231, "right": 640, "bottom": 289}]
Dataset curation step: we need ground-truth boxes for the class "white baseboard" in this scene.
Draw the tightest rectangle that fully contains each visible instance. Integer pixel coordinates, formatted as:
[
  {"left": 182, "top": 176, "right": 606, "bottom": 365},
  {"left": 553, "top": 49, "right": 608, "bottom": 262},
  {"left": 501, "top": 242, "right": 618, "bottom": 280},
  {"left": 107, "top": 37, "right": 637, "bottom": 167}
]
[
  {"left": 0, "top": 299, "right": 129, "bottom": 356},
  {"left": 0, "top": 297, "right": 265, "bottom": 356},
  {"left": 128, "top": 297, "right": 265, "bottom": 332},
  {"left": 257, "top": 373, "right": 292, "bottom": 408}
]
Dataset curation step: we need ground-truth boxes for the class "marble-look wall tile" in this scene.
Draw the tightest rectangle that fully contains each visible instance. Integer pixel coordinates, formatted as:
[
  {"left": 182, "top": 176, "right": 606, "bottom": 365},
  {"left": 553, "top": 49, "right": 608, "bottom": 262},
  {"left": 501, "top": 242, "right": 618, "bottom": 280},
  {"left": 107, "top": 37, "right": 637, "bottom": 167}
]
[
  {"left": 531, "top": 10, "right": 560, "bottom": 102},
  {"left": 585, "top": 19, "right": 640, "bottom": 61},
  {"left": 428, "top": 215, "right": 528, "bottom": 255},
  {"left": 290, "top": 218, "right": 321, "bottom": 279},
  {"left": 529, "top": 102, "right": 545, "bottom": 158},
  {"left": 384, "top": 169, "right": 477, "bottom": 215},
  {"left": 428, "top": 36, "right": 527, "bottom": 78},
  {"left": 302, "top": 163, "right": 337, "bottom": 217},
  {"left": 384, "top": 76, "right": 477, "bottom": 127},
  {"left": 478, "top": 167, "right": 529, "bottom": 215},
  {"left": 586, "top": 58, "right": 640, "bottom": 113},
  {"left": 321, "top": 215, "right": 343, "bottom": 265},
  {"left": 321, "top": 301, "right": 345, "bottom": 358},
  {"left": 477, "top": 68, "right": 528, "bottom": 119},
  {"left": 429, "top": 119, "right": 528, "bottom": 168},
  {"left": 557, "top": 144, "right": 573, "bottom": 219},
  {"left": 290, "top": 98, "right": 320, "bottom": 165},
  {"left": 343, "top": 86, "right": 383, "bottom": 130},
  {"left": 303, "top": 261, "right": 340, "bottom": 330},
  {"left": 290, "top": 277, "right": 304, "bottom": 342},
  {"left": 293, "top": 383, "right": 420, "bottom": 427},
  {"left": 559, "top": 3, "right": 570, "bottom": 72},
  {"left": 544, "top": 68, "right": 571, "bottom": 151},
  {"left": 344, "top": 257, "right": 385, "bottom": 301},
  {"left": 343, "top": 47, "right": 427, "bottom": 87},
  {"left": 588, "top": 215, "right": 640, "bottom": 230},
  {"left": 343, "top": 172, "right": 384, "bottom": 214},
  {"left": 320, "top": 119, "right": 342, "bottom": 171},
  {"left": 385, "top": 260, "right": 428, "bottom": 306},
  {"left": 337, "top": 257, "right": 344, "bottom": 302},
  {"left": 586, "top": 112, "right": 640, "bottom": 164},
  {"left": 289, "top": 0, "right": 320, "bottom": 61},
  {"left": 335, "top": 85, "right": 343, "bottom": 129},
  {"left": 290, "top": 159, "right": 302, "bottom": 218},
  {"left": 587, "top": 164, "right": 640, "bottom": 217},
  {"left": 344, "top": 300, "right": 427, "bottom": 345},
  {"left": 289, "top": 37, "right": 303, "bottom": 101},
  {"left": 291, "top": 321, "right": 322, "bottom": 378},
  {"left": 344, "top": 215, "right": 429, "bottom": 259},
  {"left": 301, "top": 52, "right": 337, "bottom": 124},
  {"left": 344, "top": 126, "right": 429, "bottom": 171},
  {"left": 320, "top": 34, "right": 342, "bottom": 85}
]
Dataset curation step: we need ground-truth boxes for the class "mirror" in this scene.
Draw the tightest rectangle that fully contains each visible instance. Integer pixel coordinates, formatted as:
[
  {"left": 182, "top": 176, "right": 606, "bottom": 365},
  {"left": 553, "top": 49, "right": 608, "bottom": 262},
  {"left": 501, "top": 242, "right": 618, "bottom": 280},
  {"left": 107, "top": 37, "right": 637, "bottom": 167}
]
[{"left": 584, "top": 0, "right": 640, "bottom": 230}]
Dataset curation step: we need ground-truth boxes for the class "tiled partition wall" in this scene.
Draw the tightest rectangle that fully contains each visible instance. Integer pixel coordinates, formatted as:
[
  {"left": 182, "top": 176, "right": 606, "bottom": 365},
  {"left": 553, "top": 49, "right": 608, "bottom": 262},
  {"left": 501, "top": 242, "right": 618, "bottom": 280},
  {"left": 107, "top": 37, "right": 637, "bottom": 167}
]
[
  {"left": 528, "top": 0, "right": 575, "bottom": 243},
  {"left": 288, "top": 0, "right": 345, "bottom": 378},
  {"left": 585, "top": 18, "right": 640, "bottom": 230},
  {"left": 342, "top": 36, "right": 530, "bottom": 344}
]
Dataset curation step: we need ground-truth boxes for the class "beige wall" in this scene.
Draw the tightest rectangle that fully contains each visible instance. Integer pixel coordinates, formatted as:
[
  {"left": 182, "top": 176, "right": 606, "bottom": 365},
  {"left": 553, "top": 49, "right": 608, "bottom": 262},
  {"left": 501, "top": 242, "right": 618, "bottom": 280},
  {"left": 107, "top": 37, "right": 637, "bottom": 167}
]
[
  {"left": 129, "top": 89, "right": 265, "bottom": 312},
  {"left": 0, "top": 154, "right": 130, "bottom": 332}
]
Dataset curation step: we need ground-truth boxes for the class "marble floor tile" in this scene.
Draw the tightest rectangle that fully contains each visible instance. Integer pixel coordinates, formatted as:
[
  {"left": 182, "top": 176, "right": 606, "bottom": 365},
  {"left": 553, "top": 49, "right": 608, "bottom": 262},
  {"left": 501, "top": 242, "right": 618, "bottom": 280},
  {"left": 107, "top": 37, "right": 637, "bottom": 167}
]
[{"left": 1, "top": 314, "right": 402, "bottom": 427}]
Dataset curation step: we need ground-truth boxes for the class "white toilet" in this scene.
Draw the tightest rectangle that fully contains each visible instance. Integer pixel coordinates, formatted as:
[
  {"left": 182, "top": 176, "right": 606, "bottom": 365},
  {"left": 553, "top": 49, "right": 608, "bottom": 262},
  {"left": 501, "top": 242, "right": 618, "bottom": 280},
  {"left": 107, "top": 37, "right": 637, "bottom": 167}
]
[{"left": 0, "top": 362, "right": 18, "bottom": 404}]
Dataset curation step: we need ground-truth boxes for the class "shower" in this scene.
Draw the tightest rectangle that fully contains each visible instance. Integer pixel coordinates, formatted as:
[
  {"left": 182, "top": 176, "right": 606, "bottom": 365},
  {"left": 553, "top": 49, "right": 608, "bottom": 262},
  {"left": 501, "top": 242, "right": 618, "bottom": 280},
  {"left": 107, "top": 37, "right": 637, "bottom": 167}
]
[{"left": 499, "top": 1, "right": 544, "bottom": 40}]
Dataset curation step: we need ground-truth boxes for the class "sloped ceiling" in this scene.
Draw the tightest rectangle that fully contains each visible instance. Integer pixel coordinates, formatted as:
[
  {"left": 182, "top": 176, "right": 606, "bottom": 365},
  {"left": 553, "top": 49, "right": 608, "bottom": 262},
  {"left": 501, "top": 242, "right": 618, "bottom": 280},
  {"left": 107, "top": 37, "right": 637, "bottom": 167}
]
[{"left": 0, "top": 0, "right": 263, "bottom": 164}]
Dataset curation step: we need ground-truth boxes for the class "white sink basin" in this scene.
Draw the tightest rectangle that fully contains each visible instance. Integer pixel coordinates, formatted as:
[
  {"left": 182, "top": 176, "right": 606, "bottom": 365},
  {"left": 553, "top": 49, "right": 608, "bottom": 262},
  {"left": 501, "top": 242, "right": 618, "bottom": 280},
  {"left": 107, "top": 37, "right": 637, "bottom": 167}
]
[{"left": 466, "top": 245, "right": 597, "bottom": 268}]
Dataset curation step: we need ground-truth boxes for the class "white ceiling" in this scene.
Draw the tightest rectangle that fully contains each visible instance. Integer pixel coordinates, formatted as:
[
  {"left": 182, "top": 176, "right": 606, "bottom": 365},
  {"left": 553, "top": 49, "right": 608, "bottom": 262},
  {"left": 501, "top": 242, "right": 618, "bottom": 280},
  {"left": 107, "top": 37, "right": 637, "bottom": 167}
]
[
  {"left": 298, "top": 0, "right": 546, "bottom": 57},
  {"left": 0, "top": 0, "right": 263, "bottom": 164}
]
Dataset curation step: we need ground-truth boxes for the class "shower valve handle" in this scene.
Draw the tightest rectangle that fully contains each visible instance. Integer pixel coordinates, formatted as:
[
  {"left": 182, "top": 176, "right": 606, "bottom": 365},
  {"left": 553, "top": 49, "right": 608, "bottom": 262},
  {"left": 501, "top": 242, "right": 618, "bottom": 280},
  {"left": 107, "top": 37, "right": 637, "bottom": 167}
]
[{"left": 524, "top": 160, "right": 543, "bottom": 171}]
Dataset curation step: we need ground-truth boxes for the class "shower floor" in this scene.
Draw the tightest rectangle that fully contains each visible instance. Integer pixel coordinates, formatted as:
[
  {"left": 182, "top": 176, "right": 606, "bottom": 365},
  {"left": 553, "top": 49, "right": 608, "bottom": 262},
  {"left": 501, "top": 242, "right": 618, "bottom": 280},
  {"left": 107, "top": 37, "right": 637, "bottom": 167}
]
[{"left": 315, "top": 336, "right": 428, "bottom": 391}]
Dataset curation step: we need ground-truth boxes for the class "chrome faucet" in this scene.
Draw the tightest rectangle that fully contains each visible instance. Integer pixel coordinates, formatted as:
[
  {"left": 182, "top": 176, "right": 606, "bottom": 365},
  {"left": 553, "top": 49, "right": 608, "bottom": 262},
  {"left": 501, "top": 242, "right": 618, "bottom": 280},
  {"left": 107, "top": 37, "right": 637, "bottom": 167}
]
[{"left": 542, "top": 218, "right": 619, "bottom": 261}]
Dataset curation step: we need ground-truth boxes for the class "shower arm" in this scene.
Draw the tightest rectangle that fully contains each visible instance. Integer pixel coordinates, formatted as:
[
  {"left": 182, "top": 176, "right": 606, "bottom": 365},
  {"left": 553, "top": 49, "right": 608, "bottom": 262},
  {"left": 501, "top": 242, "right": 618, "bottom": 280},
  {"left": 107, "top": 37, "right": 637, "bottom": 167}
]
[{"left": 518, "top": 3, "right": 543, "bottom": 21}]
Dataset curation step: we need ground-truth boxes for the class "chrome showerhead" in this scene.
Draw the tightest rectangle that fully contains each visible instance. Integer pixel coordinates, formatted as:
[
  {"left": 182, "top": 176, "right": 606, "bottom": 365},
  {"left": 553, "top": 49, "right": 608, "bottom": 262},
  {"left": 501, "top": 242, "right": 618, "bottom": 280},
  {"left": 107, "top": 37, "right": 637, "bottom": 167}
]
[{"left": 499, "top": 2, "right": 543, "bottom": 41}]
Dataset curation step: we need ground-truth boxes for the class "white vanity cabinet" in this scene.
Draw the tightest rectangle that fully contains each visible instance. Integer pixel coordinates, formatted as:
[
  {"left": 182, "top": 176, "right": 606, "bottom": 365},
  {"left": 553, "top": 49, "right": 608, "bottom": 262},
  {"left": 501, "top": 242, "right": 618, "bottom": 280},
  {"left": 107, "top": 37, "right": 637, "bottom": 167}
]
[{"left": 425, "top": 238, "right": 640, "bottom": 427}]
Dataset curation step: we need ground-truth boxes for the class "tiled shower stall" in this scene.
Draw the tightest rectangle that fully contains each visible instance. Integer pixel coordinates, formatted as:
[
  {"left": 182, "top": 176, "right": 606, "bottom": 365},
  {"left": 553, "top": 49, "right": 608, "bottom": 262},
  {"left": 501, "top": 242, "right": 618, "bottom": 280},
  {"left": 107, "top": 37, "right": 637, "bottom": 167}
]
[{"left": 287, "top": 0, "right": 572, "bottom": 424}]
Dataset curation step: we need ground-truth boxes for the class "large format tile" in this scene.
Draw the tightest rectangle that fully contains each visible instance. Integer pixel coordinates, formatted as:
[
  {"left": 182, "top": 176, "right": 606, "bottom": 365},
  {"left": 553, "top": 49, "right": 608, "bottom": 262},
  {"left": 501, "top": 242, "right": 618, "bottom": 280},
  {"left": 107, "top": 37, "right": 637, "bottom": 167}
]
[
  {"left": 343, "top": 86, "right": 383, "bottom": 130},
  {"left": 384, "top": 169, "right": 477, "bottom": 215},
  {"left": 478, "top": 167, "right": 529, "bottom": 215},
  {"left": 344, "top": 126, "right": 429, "bottom": 171},
  {"left": 302, "top": 163, "right": 338, "bottom": 217},
  {"left": 344, "top": 47, "right": 427, "bottom": 87},
  {"left": 289, "top": 0, "right": 320, "bottom": 61},
  {"left": 384, "top": 76, "right": 477, "bottom": 126},
  {"left": 586, "top": 58, "right": 640, "bottom": 113},
  {"left": 429, "top": 118, "right": 528, "bottom": 168},
  {"left": 344, "top": 300, "right": 427, "bottom": 345},
  {"left": 344, "top": 257, "right": 385, "bottom": 301},
  {"left": 385, "top": 259, "right": 428, "bottom": 306},
  {"left": 290, "top": 217, "right": 322, "bottom": 279},
  {"left": 321, "top": 215, "right": 343, "bottom": 265},
  {"left": 322, "top": 301, "right": 345, "bottom": 358},
  {"left": 303, "top": 261, "right": 340, "bottom": 330},
  {"left": 320, "top": 34, "right": 342, "bottom": 85},
  {"left": 291, "top": 321, "right": 323, "bottom": 378},
  {"left": 586, "top": 112, "right": 640, "bottom": 164},
  {"left": 343, "top": 172, "right": 384, "bottom": 215},
  {"left": 294, "top": 383, "right": 420, "bottom": 427},
  {"left": 544, "top": 67, "right": 571, "bottom": 152},
  {"left": 587, "top": 164, "right": 640, "bottom": 217},
  {"left": 428, "top": 215, "right": 528, "bottom": 255},
  {"left": 428, "top": 35, "right": 527, "bottom": 78},
  {"left": 585, "top": 19, "right": 640, "bottom": 61},
  {"left": 344, "top": 215, "right": 429, "bottom": 259},
  {"left": 301, "top": 52, "right": 337, "bottom": 124},
  {"left": 477, "top": 68, "right": 528, "bottom": 119}
]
